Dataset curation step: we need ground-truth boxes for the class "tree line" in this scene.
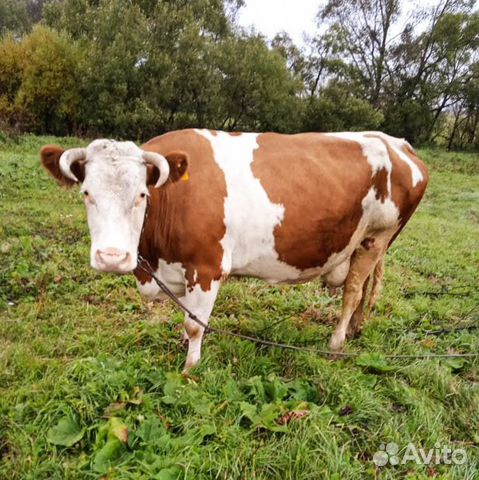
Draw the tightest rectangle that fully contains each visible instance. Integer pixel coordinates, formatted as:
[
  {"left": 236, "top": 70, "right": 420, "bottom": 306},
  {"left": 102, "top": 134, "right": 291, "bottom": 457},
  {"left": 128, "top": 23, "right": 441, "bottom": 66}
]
[{"left": 0, "top": 0, "right": 478, "bottom": 150}]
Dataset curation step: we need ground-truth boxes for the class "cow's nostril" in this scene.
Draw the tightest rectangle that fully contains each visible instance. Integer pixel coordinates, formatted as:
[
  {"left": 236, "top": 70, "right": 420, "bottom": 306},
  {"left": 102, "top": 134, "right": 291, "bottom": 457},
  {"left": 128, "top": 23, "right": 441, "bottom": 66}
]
[{"left": 119, "top": 252, "right": 131, "bottom": 265}]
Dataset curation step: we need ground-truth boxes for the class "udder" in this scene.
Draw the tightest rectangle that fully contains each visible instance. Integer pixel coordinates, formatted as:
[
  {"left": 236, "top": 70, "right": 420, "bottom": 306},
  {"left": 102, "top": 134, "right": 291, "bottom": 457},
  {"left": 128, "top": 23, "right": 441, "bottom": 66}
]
[{"left": 324, "top": 257, "right": 351, "bottom": 287}]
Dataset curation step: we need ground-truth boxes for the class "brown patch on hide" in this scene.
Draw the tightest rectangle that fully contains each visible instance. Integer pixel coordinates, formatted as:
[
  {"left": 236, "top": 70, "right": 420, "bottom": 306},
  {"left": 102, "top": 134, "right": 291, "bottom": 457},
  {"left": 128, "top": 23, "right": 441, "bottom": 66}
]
[
  {"left": 134, "top": 129, "right": 227, "bottom": 292},
  {"left": 251, "top": 133, "right": 373, "bottom": 269}
]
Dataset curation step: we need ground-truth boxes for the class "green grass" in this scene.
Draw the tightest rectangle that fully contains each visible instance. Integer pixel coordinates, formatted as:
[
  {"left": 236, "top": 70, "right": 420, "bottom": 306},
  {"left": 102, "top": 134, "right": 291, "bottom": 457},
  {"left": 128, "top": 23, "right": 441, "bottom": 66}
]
[{"left": 0, "top": 136, "right": 478, "bottom": 479}]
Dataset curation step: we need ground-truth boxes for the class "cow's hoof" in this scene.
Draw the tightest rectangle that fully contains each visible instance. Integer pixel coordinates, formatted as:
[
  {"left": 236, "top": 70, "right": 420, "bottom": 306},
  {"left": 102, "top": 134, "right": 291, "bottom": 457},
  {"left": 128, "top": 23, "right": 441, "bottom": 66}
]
[
  {"left": 329, "top": 334, "right": 345, "bottom": 356},
  {"left": 183, "top": 355, "right": 200, "bottom": 373}
]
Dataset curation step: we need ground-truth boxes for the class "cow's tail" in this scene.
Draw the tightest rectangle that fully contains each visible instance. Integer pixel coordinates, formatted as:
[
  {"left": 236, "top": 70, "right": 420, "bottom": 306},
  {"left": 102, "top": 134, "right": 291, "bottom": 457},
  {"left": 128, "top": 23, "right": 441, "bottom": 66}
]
[{"left": 366, "top": 257, "right": 384, "bottom": 318}]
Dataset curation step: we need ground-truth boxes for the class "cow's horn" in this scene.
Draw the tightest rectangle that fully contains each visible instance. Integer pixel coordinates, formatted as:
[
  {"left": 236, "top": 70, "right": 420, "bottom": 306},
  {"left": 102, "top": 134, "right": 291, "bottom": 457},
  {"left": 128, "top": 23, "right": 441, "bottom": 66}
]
[
  {"left": 59, "top": 148, "right": 87, "bottom": 183},
  {"left": 142, "top": 151, "right": 170, "bottom": 188}
]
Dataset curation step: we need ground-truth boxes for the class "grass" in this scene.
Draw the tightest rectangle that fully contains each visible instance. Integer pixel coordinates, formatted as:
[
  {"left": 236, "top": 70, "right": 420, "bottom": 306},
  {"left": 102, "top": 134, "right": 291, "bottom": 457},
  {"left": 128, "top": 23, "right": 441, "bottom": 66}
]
[{"left": 0, "top": 135, "right": 478, "bottom": 479}]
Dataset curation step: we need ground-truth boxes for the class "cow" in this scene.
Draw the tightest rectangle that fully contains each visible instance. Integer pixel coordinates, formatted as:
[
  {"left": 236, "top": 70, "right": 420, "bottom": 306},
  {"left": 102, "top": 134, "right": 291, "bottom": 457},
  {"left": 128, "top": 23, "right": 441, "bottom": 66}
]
[{"left": 40, "top": 130, "right": 428, "bottom": 370}]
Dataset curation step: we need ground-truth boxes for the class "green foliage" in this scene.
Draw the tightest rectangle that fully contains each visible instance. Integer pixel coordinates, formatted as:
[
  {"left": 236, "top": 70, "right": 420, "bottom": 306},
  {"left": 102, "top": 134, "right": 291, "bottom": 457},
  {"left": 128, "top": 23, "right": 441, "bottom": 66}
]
[
  {"left": 46, "top": 417, "right": 85, "bottom": 447},
  {"left": 383, "top": 100, "right": 434, "bottom": 144},
  {"left": 0, "top": 26, "right": 81, "bottom": 135},
  {"left": 92, "top": 417, "right": 129, "bottom": 473},
  {"left": 304, "top": 84, "right": 384, "bottom": 132},
  {"left": 216, "top": 35, "right": 303, "bottom": 132},
  {"left": 0, "top": 0, "right": 30, "bottom": 36},
  {"left": 16, "top": 26, "right": 82, "bottom": 135},
  {"left": 0, "top": 137, "right": 478, "bottom": 478},
  {"left": 0, "top": 35, "right": 24, "bottom": 129},
  {"left": 38, "top": 0, "right": 301, "bottom": 137},
  {"left": 356, "top": 353, "right": 394, "bottom": 374},
  {"left": 0, "top": 0, "right": 478, "bottom": 148}
]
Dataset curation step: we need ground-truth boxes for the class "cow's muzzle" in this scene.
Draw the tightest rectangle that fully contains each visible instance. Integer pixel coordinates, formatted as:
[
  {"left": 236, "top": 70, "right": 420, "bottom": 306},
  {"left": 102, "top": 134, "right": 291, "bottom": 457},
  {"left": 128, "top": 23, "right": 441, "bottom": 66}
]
[{"left": 94, "top": 248, "right": 133, "bottom": 273}]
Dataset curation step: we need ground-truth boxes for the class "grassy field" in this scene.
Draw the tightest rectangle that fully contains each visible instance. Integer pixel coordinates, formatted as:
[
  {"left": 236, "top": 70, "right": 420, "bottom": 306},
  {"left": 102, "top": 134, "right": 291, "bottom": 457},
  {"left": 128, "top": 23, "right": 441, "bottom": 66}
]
[{"left": 0, "top": 136, "right": 478, "bottom": 479}]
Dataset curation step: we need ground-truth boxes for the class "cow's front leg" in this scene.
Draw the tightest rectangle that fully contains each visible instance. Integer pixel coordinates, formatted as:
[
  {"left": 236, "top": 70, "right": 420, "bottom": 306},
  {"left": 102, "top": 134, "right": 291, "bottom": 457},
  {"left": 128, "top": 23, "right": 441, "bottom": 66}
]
[{"left": 181, "top": 280, "right": 221, "bottom": 371}]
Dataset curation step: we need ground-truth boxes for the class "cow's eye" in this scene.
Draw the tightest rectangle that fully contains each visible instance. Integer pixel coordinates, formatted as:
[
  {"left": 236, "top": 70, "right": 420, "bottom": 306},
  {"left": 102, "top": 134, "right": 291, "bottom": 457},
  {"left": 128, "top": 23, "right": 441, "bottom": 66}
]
[
  {"left": 82, "top": 190, "right": 89, "bottom": 197},
  {"left": 134, "top": 192, "right": 148, "bottom": 207}
]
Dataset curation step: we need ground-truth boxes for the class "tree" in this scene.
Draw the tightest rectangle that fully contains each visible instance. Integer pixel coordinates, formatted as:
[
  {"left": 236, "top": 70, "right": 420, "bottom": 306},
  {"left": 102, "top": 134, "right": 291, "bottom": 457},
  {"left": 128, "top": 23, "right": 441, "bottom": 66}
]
[
  {"left": 216, "top": 35, "right": 303, "bottom": 132},
  {"left": 385, "top": 0, "right": 479, "bottom": 142},
  {"left": 446, "top": 62, "right": 479, "bottom": 149},
  {"left": 0, "top": 0, "right": 30, "bottom": 36},
  {"left": 16, "top": 26, "right": 82, "bottom": 134},
  {"left": 317, "top": 0, "right": 401, "bottom": 107},
  {"left": 303, "top": 83, "right": 383, "bottom": 132}
]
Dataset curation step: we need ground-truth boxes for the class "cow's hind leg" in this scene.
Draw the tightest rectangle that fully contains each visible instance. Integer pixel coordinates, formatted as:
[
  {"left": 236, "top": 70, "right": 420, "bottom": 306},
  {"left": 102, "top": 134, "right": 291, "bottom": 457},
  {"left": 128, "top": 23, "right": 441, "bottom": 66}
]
[
  {"left": 366, "top": 256, "right": 385, "bottom": 319},
  {"left": 347, "top": 255, "right": 385, "bottom": 337},
  {"left": 182, "top": 280, "right": 221, "bottom": 372},
  {"left": 329, "top": 235, "right": 390, "bottom": 353},
  {"left": 347, "top": 277, "right": 370, "bottom": 338}
]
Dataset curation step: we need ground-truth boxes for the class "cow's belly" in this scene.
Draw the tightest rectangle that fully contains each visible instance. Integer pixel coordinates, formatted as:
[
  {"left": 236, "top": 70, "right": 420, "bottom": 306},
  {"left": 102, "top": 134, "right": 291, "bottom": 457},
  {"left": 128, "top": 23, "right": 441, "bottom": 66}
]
[
  {"left": 230, "top": 254, "right": 352, "bottom": 286},
  {"left": 231, "top": 255, "right": 301, "bottom": 283},
  {"left": 229, "top": 247, "right": 353, "bottom": 285}
]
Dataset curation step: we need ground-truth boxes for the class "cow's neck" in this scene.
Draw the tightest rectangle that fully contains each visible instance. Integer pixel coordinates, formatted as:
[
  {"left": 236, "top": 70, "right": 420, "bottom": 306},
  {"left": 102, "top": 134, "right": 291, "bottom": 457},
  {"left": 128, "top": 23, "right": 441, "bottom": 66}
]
[{"left": 137, "top": 187, "right": 177, "bottom": 274}]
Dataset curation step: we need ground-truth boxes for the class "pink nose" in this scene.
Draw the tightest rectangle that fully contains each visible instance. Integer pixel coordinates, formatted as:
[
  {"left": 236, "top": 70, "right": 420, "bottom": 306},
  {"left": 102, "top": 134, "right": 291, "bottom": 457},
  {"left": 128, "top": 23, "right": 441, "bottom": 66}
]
[{"left": 95, "top": 248, "right": 131, "bottom": 272}]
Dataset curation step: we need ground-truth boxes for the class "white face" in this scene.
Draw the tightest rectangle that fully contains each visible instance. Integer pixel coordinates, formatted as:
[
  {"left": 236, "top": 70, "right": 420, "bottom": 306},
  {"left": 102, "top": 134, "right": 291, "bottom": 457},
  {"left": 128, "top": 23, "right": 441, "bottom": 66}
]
[{"left": 80, "top": 140, "right": 149, "bottom": 273}]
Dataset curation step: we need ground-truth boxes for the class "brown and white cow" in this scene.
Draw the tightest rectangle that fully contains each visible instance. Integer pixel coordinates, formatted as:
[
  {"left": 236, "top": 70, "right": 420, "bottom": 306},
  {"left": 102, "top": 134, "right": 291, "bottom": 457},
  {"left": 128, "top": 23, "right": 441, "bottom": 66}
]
[{"left": 40, "top": 130, "right": 428, "bottom": 370}]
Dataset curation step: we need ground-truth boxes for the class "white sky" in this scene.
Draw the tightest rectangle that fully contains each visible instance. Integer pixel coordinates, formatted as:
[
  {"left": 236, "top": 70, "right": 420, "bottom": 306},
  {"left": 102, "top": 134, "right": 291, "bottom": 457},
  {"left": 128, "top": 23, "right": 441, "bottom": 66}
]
[
  {"left": 237, "top": 0, "right": 438, "bottom": 47},
  {"left": 237, "top": 0, "right": 320, "bottom": 46}
]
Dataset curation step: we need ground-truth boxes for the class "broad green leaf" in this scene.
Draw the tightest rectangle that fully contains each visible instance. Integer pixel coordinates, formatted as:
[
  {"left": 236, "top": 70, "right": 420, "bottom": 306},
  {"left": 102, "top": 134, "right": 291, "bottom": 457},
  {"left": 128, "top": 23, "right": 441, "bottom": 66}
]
[
  {"left": 356, "top": 353, "right": 394, "bottom": 373},
  {"left": 264, "top": 374, "right": 288, "bottom": 401},
  {"left": 222, "top": 379, "right": 245, "bottom": 401},
  {"left": 109, "top": 417, "right": 128, "bottom": 443},
  {"left": 443, "top": 357, "right": 466, "bottom": 371},
  {"left": 93, "top": 437, "right": 125, "bottom": 473},
  {"left": 170, "top": 424, "right": 216, "bottom": 448},
  {"left": 155, "top": 466, "right": 183, "bottom": 480},
  {"left": 240, "top": 402, "right": 287, "bottom": 432},
  {"left": 47, "top": 417, "right": 84, "bottom": 447},
  {"left": 239, "top": 401, "right": 257, "bottom": 422},
  {"left": 244, "top": 376, "right": 267, "bottom": 402},
  {"left": 137, "top": 416, "right": 165, "bottom": 443},
  {"left": 287, "top": 379, "right": 320, "bottom": 403},
  {"left": 358, "top": 373, "right": 378, "bottom": 388},
  {"left": 191, "top": 396, "right": 211, "bottom": 415}
]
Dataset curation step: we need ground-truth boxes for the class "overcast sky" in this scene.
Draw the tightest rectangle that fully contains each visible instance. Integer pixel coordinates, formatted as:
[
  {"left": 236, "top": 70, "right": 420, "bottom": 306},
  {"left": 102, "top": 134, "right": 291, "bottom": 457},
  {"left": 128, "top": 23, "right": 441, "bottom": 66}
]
[
  {"left": 236, "top": 0, "right": 437, "bottom": 47},
  {"left": 237, "top": 0, "right": 320, "bottom": 46}
]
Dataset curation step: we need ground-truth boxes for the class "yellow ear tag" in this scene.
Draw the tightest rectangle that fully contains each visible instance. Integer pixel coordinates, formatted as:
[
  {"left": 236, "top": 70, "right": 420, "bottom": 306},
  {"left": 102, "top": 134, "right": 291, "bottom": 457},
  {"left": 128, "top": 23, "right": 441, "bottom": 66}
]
[{"left": 181, "top": 172, "right": 189, "bottom": 182}]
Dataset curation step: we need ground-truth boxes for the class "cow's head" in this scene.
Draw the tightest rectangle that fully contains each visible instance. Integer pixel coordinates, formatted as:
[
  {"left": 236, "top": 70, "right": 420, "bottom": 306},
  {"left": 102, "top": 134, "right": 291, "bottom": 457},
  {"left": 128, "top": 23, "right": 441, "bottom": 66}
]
[{"left": 40, "top": 139, "right": 188, "bottom": 273}]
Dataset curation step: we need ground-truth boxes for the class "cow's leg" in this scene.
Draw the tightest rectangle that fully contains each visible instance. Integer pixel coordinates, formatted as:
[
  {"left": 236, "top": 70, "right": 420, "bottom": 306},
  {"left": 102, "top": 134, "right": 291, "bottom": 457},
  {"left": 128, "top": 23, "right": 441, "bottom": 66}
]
[
  {"left": 329, "top": 236, "right": 390, "bottom": 352},
  {"left": 182, "top": 280, "right": 221, "bottom": 371},
  {"left": 347, "top": 277, "right": 370, "bottom": 337},
  {"left": 347, "top": 252, "right": 387, "bottom": 337},
  {"left": 366, "top": 256, "right": 385, "bottom": 319}
]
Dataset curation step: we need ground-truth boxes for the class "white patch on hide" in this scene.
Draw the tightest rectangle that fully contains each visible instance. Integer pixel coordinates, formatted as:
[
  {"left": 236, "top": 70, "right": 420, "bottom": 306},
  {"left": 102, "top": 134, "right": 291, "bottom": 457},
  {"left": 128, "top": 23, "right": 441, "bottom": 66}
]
[
  {"left": 369, "top": 132, "right": 424, "bottom": 187},
  {"left": 136, "top": 259, "right": 186, "bottom": 300},
  {"left": 325, "top": 132, "right": 393, "bottom": 194},
  {"left": 195, "top": 130, "right": 301, "bottom": 283}
]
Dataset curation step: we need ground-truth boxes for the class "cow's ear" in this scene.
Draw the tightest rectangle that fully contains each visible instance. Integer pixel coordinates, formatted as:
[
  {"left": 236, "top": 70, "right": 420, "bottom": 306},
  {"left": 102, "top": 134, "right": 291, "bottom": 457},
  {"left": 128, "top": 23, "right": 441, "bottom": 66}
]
[
  {"left": 40, "top": 145, "right": 85, "bottom": 187},
  {"left": 147, "top": 151, "right": 189, "bottom": 185}
]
